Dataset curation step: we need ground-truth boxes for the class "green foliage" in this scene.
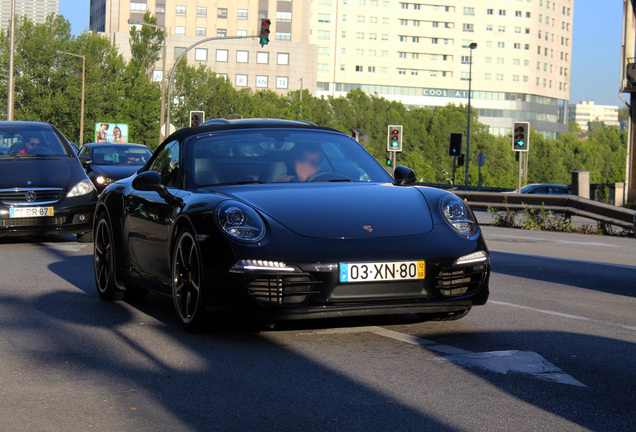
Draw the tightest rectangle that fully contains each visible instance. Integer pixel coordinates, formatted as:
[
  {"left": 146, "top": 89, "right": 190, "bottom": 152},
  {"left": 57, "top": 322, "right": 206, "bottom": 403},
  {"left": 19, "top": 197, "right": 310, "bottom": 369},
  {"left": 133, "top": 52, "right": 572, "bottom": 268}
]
[{"left": 0, "top": 14, "right": 628, "bottom": 187}]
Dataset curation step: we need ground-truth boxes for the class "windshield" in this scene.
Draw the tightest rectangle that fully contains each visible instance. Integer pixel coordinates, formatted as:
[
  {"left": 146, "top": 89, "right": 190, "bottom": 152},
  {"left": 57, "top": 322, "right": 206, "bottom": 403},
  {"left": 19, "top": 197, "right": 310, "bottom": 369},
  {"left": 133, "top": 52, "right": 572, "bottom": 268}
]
[
  {"left": 91, "top": 145, "right": 153, "bottom": 166},
  {"left": 0, "top": 125, "right": 71, "bottom": 157},
  {"left": 187, "top": 129, "right": 393, "bottom": 187}
]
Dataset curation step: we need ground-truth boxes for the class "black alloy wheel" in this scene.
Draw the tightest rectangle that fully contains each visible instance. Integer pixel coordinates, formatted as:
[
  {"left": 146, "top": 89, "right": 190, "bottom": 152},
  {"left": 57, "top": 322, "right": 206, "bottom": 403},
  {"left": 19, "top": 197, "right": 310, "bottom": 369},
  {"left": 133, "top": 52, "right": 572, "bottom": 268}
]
[
  {"left": 172, "top": 228, "right": 208, "bottom": 330},
  {"left": 94, "top": 212, "right": 123, "bottom": 301}
]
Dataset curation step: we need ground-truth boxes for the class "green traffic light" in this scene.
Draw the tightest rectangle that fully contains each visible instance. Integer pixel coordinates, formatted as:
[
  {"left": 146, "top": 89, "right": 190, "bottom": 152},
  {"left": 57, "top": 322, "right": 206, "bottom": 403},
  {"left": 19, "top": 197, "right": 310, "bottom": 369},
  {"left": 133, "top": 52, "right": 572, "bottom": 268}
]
[{"left": 516, "top": 140, "right": 525, "bottom": 146}]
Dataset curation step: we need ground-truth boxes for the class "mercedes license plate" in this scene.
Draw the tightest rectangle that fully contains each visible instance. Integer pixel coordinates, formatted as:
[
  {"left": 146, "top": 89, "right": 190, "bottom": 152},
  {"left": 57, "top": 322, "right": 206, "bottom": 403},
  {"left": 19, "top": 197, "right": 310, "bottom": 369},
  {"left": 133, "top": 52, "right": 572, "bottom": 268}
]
[{"left": 10, "top": 207, "right": 54, "bottom": 218}]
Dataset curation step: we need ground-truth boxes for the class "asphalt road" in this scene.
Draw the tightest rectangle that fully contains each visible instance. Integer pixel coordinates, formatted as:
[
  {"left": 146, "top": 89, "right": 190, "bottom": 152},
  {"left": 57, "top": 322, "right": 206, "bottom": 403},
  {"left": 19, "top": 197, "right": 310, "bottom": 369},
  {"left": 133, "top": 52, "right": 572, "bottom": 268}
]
[{"left": 0, "top": 228, "right": 634, "bottom": 432}]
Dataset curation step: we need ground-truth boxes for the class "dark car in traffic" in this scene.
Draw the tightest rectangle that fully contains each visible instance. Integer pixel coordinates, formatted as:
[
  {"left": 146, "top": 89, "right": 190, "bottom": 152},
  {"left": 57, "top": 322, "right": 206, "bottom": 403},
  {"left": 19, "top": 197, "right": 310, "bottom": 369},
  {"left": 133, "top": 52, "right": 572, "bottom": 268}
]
[
  {"left": 519, "top": 183, "right": 569, "bottom": 194},
  {"left": 0, "top": 121, "right": 97, "bottom": 242},
  {"left": 93, "top": 119, "right": 490, "bottom": 330},
  {"left": 78, "top": 143, "right": 153, "bottom": 192}
]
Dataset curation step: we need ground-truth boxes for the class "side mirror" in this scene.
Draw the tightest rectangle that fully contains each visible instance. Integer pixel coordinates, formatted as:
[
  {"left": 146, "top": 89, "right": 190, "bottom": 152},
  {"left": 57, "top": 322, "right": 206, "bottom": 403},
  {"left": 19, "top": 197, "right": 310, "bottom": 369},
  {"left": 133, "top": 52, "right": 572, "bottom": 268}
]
[
  {"left": 394, "top": 165, "right": 416, "bottom": 186},
  {"left": 132, "top": 170, "right": 184, "bottom": 207},
  {"left": 79, "top": 156, "right": 92, "bottom": 168},
  {"left": 132, "top": 170, "right": 164, "bottom": 192}
]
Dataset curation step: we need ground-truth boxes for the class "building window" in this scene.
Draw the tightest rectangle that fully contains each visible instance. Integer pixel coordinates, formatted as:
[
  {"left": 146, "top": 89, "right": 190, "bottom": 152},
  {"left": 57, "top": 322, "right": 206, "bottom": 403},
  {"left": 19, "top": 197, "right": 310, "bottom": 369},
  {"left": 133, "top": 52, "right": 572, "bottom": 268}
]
[
  {"left": 130, "top": 2, "right": 146, "bottom": 13},
  {"left": 356, "top": 49, "right": 363, "bottom": 56},
  {"left": 358, "top": 16, "right": 365, "bottom": 23},
  {"left": 276, "top": 32, "right": 292, "bottom": 41},
  {"left": 276, "top": 77, "right": 288, "bottom": 89},
  {"left": 195, "top": 48, "right": 207, "bottom": 61},
  {"left": 368, "top": 66, "right": 376, "bottom": 72},
  {"left": 398, "top": 69, "right": 406, "bottom": 75},
  {"left": 369, "top": 33, "right": 377, "bottom": 40},
  {"left": 463, "top": 7, "right": 474, "bottom": 16},
  {"left": 499, "top": 9, "right": 506, "bottom": 16},
  {"left": 236, "top": 51, "right": 249, "bottom": 63},
  {"left": 176, "top": 5, "right": 186, "bottom": 16},
  {"left": 277, "top": 11, "right": 292, "bottom": 22},
  {"left": 217, "top": 8, "right": 227, "bottom": 18},
  {"left": 318, "top": 14, "right": 331, "bottom": 23},
  {"left": 237, "top": 29, "right": 247, "bottom": 36},
  {"left": 463, "top": 23, "right": 474, "bottom": 32},
  {"left": 217, "top": 29, "right": 227, "bottom": 37},
  {"left": 357, "top": 32, "right": 364, "bottom": 39},
  {"left": 196, "top": 27, "right": 206, "bottom": 37},
  {"left": 236, "top": 75, "right": 248, "bottom": 87},
  {"left": 355, "top": 65, "right": 363, "bottom": 72},
  {"left": 317, "top": 30, "right": 330, "bottom": 40},
  {"left": 256, "top": 75, "right": 268, "bottom": 88},
  {"left": 238, "top": 9, "right": 248, "bottom": 20},
  {"left": 487, "top": 9, "right": 493, "bottom": 15},
  {"left": 197, "top": 6, "right": 207, "bottom": 17},
  {"left": 498, "top": 26, "right": 505, "bottom": 32},
  {"left": 156, "top": 5, "right": 165, "bottom": 14},
  {"left": 175, "top": 26, "right": 185, "bottom": 35},
  {"left": 216, "top": 49, "right": 228, "bottom": 62},
  {"left": 277, "top": 53, "right": 289, "bottom": 65},
  {"left": 318, "top": 64, "right": 329, "bottom": 72},
  {"left": 257, "top": 52, "right": 269, "bottom": 64}
]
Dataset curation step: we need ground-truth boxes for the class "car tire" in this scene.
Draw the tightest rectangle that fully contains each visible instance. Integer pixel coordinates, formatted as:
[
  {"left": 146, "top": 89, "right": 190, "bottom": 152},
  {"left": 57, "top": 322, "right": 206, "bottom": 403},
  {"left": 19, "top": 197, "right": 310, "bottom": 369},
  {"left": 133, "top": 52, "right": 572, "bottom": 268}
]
[
  {"left": 172, "top": 227, "right": 209, "bottom": 331},
  {"left": 417, "top": 308, "right": 471, "bottom": 322},
  {"left": 77, "top": 231, "right": 93, "bottom": 243},
  {"left": 93, "top": 212, "right": 123, "bottom": 301}
]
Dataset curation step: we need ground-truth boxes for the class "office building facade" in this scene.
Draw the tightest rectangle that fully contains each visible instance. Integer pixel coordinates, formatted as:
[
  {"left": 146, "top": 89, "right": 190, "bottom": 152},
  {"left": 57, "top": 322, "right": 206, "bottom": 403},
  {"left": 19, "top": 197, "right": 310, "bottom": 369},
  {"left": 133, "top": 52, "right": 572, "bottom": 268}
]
[
  {"left": 310, "top": 0, "right": 574, "bottom": 138},
  {"left": 568, "top": 100, "right": 620, "bottom": 131},
  {"left": 0, "top": 0, "right": 58, "bottom": 30},
  {"left": 89, "top": 0, "right": 317, "bottom": 95}
]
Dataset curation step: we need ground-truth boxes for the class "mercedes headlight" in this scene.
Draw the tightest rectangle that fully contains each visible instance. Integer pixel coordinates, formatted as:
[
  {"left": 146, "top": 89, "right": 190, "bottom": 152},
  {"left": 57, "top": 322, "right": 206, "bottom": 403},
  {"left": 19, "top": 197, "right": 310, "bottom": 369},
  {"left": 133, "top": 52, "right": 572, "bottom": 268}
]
[
  {"left": 440, "top": 195, "right": 477, "bottom": 236},
  {"left": 67, "top": 179, "right": 95, "bottom": 197},
  {"left": 216, "top": 201, "right": 266, "bottom": 243}
]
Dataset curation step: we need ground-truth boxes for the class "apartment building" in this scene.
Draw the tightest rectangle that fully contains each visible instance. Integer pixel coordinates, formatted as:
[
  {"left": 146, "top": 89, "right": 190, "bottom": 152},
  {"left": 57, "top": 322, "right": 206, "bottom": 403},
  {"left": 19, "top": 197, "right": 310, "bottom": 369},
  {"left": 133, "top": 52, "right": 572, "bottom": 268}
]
[
  {"left": 310, "top": 0, "right": 574, "bottom": 138},
  {"left": 89, "top": 0, "right": 317, "bottom": 95},
  {"left": 0, "top": 0, "right": 58, "bottom": 30},
  {"left": 568, "top": 100, "right": 620, "bottom": 131}
]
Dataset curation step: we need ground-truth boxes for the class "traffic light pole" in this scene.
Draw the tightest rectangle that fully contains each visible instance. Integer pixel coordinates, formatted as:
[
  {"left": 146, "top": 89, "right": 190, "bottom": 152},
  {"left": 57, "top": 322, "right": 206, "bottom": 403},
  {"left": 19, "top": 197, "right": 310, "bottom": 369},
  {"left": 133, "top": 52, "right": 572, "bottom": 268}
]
[{"left": 518, "top": 152, "right": 523, "bottom": 193}]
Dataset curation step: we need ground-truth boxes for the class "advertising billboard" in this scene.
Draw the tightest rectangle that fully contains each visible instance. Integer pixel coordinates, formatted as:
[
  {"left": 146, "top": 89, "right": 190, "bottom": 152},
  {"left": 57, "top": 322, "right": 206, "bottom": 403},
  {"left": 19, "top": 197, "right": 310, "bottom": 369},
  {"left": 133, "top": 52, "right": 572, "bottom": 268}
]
[{"left": 95, "top": 123, "right": 129, "bottom": 143}]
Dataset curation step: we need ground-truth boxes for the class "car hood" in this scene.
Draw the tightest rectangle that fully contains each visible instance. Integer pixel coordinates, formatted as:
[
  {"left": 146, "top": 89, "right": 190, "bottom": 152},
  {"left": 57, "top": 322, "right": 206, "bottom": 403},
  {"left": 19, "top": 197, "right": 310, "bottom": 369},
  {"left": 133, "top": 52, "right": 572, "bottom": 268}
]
[
  {"left": 0, "top": 157, "right": 77, "bottom": 190},
  {"left": 92, "top": 164, "right": 141, "bottom": 180},
  {"left": 225, "top": 183, "right": 434, "bottom": 239}
]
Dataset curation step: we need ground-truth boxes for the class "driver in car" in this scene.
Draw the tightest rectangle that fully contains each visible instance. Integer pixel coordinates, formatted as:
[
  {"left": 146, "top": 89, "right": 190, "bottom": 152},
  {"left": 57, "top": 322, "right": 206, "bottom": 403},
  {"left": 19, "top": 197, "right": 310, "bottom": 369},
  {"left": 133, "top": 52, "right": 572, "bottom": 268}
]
[
  {"left": 277, "top": 147, "right": 322, "bottom": 182},
  {"left": 16, "top": 136, "right": 41, "bottom": 155}
]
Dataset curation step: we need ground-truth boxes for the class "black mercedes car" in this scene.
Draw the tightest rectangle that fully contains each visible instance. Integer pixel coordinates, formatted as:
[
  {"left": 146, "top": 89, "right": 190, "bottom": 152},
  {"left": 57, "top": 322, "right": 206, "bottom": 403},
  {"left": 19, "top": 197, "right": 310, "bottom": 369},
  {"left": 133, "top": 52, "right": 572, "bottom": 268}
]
[
  {"left": 78, "top": 143, "right": 153, "bottom": 192},
  {"left": 93, "top": 119, "right": 490, "bottom": 330},
  {"left": 0, "top": 121, "right": 97, "bottom": 242}
]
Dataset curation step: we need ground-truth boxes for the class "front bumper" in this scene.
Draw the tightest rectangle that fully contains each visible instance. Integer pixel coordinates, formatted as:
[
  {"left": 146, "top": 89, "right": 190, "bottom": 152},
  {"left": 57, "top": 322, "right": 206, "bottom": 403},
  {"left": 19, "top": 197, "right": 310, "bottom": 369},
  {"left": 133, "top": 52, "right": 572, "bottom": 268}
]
[
  {"left": 0, "top": 202, "right": 96, "bottom": 238},
  {"left": 209, "top": 256, "right": 490, "bottom": 320}
]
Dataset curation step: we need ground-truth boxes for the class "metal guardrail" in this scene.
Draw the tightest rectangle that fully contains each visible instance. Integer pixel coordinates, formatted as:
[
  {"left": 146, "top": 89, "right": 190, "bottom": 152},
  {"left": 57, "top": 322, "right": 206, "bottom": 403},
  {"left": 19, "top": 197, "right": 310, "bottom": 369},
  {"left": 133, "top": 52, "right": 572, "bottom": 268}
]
[{"left": 451, "top": 191, "right": 636, "bottom": 235}]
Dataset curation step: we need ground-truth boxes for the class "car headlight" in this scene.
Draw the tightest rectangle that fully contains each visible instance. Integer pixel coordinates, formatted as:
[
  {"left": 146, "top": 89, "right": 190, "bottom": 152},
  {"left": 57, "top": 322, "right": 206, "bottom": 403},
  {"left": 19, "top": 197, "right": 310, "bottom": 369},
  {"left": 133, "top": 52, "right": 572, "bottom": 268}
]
[
  {"left": 95, "top": 175, "right": 113, "bottom": 185},
  {"left": 440, "top": 195, "right": 477, "bottom": 236},
  {"left": 67, "top": 179, "right": 95, "bottom": 197},
  {"left": 216, "top": 201, "right": 266, "bottom": 243}
]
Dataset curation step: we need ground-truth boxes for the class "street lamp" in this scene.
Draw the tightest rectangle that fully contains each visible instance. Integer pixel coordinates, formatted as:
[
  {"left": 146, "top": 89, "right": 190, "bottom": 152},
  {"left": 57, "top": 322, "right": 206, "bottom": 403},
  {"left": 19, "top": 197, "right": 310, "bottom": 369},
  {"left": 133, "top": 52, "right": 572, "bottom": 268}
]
[
  {"left": 464, "top": 42, "right": 477, "bottom": 191},
  {"left": 128, "top": 19, "right": 167, "bottom": 145},
  {"left": 56, "top": 50, "right": 85, "bottom": 147}
]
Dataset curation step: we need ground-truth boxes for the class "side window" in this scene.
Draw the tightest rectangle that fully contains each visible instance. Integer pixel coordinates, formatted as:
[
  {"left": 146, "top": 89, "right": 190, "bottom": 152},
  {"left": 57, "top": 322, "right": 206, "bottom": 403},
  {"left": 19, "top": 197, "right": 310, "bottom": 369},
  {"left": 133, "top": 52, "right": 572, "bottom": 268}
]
[{"left": 149, "top": 140, "right": 181, "bottom": 187}]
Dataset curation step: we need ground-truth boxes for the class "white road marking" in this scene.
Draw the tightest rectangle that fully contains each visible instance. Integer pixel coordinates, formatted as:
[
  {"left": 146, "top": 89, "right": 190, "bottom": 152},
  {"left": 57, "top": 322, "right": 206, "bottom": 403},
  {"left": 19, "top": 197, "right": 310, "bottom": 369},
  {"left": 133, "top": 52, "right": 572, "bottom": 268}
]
[
  {"left": 40, "top": 243, "right": 88, "bottom": 253},
  {"left": 490, "top": 300, "right": 636, "bottom": 331},
  {"left": 489, "top": 249, "right": 636, "bottom": 270},
  {"left": 307, "top": 325, "right": 586, "bottom": 386}
]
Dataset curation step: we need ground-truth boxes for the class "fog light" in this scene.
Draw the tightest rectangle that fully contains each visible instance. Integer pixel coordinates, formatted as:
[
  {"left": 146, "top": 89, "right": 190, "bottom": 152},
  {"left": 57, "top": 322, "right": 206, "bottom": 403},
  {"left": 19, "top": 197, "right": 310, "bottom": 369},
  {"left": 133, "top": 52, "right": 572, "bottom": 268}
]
[{"left": 79, "top": 214, "right": 86, "bottom": 222}]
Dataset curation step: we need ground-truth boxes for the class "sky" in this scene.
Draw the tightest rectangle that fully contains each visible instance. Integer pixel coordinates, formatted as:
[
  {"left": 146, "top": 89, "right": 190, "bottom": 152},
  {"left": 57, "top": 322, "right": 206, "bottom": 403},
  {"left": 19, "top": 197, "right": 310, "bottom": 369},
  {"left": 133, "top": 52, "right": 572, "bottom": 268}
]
[{"left": 59, "top": 0, "right": 627, "bottom": 108}]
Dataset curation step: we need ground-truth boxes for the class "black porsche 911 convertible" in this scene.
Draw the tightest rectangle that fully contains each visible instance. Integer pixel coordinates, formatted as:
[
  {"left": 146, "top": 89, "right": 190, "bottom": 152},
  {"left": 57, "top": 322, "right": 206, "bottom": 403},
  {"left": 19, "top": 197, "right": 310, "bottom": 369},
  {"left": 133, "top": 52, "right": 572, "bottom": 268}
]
[{"left": 93, "top": 119, "right": 490, "bottom": 330}]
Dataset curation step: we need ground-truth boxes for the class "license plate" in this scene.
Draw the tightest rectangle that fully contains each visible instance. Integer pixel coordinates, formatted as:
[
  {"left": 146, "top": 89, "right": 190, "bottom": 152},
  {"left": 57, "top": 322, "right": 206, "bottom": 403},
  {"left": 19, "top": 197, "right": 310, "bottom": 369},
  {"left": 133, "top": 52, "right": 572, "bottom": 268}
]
[
  {"left": 9, "top": 207, "right": 54, "bottom": 218},
  {"left": 339, "top": 261, "right": 425, "bottom": 283}
]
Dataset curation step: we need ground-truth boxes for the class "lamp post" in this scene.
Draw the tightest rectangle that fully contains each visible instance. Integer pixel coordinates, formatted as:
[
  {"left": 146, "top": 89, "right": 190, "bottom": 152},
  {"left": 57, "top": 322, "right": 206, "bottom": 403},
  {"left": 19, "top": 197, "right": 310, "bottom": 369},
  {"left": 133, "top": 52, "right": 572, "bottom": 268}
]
[
  {"left": 56, "top": 50, "right": 85, "bottom": 147},
  {"left": 7, "top": 0, "right": 15, "bottom": 120},
  {"left": 128, "top": 19, "right": 167, "bottom": 145},
  {"left": 464, "top": 42, "right": 477, "bottom": 191},
  {"left": 165, "top": 35, "right": 258, "bottom": 138}
]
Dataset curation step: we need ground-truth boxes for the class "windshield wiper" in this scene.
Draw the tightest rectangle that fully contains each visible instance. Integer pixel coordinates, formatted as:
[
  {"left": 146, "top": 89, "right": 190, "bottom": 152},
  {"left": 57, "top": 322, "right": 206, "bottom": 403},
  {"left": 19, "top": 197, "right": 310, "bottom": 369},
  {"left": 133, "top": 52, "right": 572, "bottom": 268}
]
[{"left": 199, "top": 180, "right": 265, "bottom": 187}]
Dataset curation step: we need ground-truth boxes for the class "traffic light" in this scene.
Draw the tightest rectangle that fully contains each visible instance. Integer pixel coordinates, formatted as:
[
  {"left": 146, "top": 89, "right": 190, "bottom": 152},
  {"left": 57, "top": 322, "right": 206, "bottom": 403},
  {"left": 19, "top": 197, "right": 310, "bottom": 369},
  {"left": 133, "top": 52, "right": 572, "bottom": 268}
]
[
  {"left": 512, "top": 121, "right": 530, "bottom": 152},
  {"left": 457, "top": 154, "right": 465, "bottom": 167},
  {"left": 449, "top": 133, "right": 462, "bottom": 157},
  {"left": 387, "top": 125, "right": 403, "bottom": 151},
  {"left": 259, "top": 19, "right": 271, "bottom": 47},
  {"left": 385, "top": 152, "right": 392, "bottom": 166}
]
